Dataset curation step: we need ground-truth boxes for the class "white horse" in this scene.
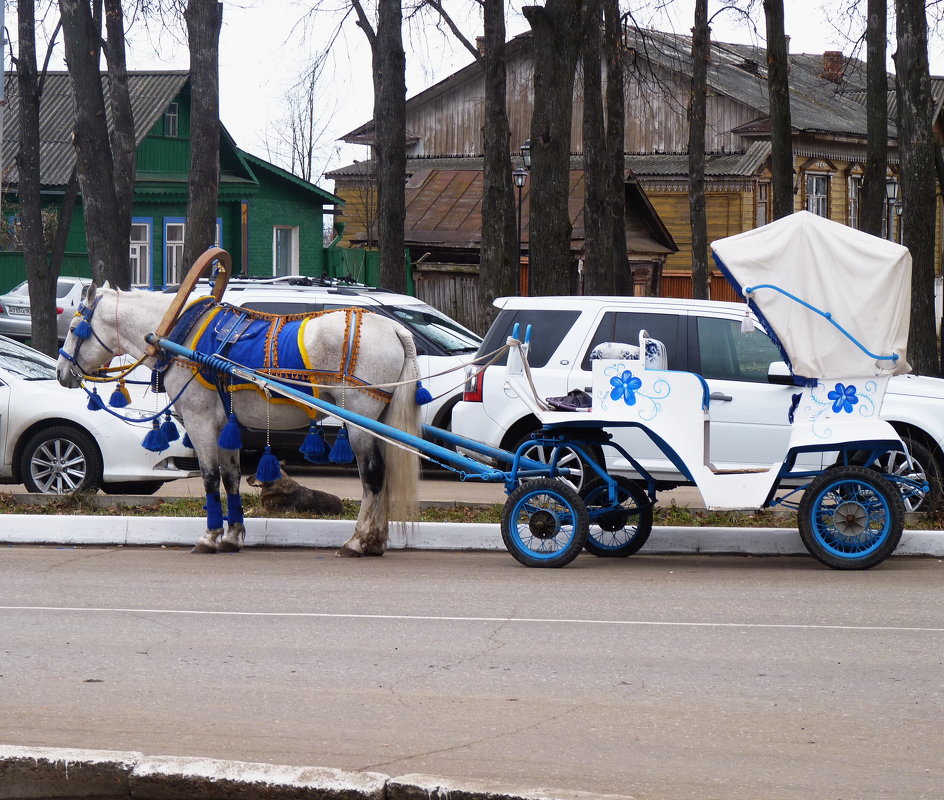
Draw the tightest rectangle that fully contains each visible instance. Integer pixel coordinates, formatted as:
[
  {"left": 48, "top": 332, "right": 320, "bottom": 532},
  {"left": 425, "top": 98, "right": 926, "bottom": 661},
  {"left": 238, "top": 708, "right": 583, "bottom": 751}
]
[{"left": 56, "top": 284, "right": 420, "bottom": 556}]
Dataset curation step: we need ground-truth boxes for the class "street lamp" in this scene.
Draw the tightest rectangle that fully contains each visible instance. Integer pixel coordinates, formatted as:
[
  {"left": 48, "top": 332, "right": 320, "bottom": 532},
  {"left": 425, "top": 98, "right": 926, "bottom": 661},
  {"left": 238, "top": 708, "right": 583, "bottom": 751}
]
[
  {"left": 885, "top": 179, "right": 901, "bottom": 242},
  {"left": 513, "top": 167, "right": 528, "bottom": 296}
]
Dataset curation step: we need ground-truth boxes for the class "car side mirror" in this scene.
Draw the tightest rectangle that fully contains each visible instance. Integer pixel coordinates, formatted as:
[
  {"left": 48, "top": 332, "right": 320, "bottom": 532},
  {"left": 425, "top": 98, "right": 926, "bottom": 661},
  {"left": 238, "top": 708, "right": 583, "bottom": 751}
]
[{"left": 767, "top": 361, "right": 794, "bottom": 385}]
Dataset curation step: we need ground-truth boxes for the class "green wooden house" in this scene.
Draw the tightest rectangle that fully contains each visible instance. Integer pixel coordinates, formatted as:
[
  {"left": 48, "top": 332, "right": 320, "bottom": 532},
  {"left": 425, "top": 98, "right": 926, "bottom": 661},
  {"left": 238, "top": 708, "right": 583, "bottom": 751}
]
[{"left": 0, "top": 71, "right": 343, "bottom": 293}]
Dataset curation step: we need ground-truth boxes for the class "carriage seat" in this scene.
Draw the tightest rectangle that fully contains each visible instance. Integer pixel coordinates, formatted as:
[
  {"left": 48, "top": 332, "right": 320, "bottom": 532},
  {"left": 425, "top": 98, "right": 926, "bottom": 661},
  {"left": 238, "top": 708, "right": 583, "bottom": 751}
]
[{"left": 590, "top": 336, "right": 667, "bottom": 370}]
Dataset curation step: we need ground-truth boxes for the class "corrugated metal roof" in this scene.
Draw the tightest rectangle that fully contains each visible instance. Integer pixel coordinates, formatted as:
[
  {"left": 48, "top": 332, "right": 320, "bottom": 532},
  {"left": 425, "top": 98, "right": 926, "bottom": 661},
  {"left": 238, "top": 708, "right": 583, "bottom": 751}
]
[
  {"left": 1, "top": 70, "right": 189, "bottom": 187},
  {"left": 392, "top": 164, "right": 675, "bottom": 256}
]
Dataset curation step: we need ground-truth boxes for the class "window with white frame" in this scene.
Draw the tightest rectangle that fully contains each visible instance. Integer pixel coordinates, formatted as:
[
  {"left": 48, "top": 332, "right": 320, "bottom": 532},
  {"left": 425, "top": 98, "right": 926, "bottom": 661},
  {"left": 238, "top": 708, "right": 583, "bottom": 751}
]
[
  {"left": 273, "top": 226, "right": 299, "bottom": 276},
  {"left": 164, "top": 102, "right": 179, "bottom": 138},
  {"left": 164, "top": 219, "right": 186, "bottom": 285},
  {"left": 848, "top": 176, "right": 862, "bottom": 230},
  {"left": 129, "top": 219, "right": 152, "bottom": 287},
  {"left": 805, "top": 174, "right": 829, "bottom": 217}
]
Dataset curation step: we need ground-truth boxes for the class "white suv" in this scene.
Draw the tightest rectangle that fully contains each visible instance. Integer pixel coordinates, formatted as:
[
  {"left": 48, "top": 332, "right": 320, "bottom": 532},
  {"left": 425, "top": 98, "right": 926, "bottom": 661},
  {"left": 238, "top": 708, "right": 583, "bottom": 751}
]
[
  {"left": 452, "top": 295, "right": 944, "bottom": 510},
  {"left": 186, "top": 277, "right": 481, "bottom": 454}
]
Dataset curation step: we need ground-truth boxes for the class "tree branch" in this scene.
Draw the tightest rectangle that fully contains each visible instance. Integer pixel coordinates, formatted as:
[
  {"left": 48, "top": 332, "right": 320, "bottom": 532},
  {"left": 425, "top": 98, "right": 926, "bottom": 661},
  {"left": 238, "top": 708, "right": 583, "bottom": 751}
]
[
  {"left": 421, "top": 0, "right": 481, "bottom": 61},
  {"left": 351, "top": 0, "right": 376, "bottom": 47}
]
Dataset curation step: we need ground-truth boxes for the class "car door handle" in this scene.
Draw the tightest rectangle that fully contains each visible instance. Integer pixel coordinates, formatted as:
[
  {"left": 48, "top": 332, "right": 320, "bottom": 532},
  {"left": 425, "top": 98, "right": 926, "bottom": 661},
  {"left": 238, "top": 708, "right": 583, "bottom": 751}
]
[{"left": 710, "top": 391, "right": 733, "bottom": 402}]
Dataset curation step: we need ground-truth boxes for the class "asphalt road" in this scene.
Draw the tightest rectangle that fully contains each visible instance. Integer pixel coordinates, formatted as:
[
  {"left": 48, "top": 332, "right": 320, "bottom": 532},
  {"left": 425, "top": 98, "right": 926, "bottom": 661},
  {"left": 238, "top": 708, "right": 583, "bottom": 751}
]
[{"left": 1, "top": 547, "right": 942, "bottom": 800}]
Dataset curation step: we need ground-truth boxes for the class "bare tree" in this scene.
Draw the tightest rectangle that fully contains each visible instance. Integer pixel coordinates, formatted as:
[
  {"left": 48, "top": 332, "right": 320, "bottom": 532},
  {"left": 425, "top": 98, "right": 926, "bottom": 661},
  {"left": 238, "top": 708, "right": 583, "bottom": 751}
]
[
  {"left": 688, "top": 0, "right": 710, "bottom": 299},
  {"left": 181, "top": 0, "right": 223, "bottom": 273},
  {"left": 478, "top": 0, "right": 518, "bottom": 328},
  {"left": 58, "top": 0, "right": 135, "bottom": 289},
  {"left": 524, "top": 0, "right": 584, "bottom": 296},
  {"left": 763, "top": 0, "right": 793, "bottom": 219},
  {"left": 582, "top": 0, "right": 612, "bottom": 295},
  {"left": 604, "top": 0, "right": 628, "bottom": 295},
  {"left": 352, "top": 0, "right": 407, "bottom": 293},
  {"left": 894, "top": 0, "right": 938, "bottom": 375},
  {"left": 858, "top": 0, "right": 888, "bottom": 236}
]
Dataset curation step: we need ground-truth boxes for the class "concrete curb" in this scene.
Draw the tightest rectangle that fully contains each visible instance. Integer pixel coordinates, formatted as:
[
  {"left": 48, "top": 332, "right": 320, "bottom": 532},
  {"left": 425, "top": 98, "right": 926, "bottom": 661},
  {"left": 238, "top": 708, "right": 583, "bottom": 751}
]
[
  {"left": 0, "top": 745, "right": 635, "bottom": 800},
  {"left": 0, "top": 514, "right": 943, "bottom": 556}
]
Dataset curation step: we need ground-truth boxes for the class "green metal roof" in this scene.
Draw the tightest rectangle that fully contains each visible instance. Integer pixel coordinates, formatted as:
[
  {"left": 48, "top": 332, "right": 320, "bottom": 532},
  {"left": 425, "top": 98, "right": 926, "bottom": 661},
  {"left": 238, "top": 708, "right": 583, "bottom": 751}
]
[{"left": 238, "top": 150, "right": 343, "bottom": 205}]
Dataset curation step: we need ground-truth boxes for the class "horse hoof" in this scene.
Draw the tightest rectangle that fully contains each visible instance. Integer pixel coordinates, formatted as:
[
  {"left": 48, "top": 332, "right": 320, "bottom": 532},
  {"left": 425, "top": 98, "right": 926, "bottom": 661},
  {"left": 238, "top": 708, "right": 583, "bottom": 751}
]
[
  {"left": 218, "top": 540, "right": 242, "bottom": 553},
  {"left": 191, "top": 543, "right": 217, "bottom": 554},
  {"left": 335, "top": 546, "right": 363, "bottom": 558}
]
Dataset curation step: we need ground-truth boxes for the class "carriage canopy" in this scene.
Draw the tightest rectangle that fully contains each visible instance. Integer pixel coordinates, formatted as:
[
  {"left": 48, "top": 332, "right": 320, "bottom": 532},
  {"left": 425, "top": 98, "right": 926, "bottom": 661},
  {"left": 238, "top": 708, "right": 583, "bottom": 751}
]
[{"left": 711, "top": 211, "right": 912, "bottom": 381}]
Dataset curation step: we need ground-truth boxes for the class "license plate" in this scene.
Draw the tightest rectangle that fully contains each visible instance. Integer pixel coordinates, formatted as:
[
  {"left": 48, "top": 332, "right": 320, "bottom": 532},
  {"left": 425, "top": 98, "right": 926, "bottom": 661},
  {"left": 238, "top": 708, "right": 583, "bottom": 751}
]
[{"left": 7, "top": 306, "right": 30, "bottom": 316}]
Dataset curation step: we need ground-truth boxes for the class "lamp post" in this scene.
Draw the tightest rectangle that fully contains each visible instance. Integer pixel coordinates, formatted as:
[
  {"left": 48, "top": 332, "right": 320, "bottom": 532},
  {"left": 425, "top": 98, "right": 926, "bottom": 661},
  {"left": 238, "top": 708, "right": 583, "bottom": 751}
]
[
  {"left": 885, "top": 178, "right": 900, "bottom": 242},
  {"left": 513, "top": 166, "right": 528, "bottom": 296}
]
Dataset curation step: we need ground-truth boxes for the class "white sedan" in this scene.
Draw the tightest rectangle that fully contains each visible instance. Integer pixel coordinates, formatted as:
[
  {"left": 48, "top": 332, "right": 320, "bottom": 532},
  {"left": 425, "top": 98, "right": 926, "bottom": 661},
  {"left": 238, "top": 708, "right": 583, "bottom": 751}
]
[{"left": 0, "top": 335, "right": 198, "bottom": 494}]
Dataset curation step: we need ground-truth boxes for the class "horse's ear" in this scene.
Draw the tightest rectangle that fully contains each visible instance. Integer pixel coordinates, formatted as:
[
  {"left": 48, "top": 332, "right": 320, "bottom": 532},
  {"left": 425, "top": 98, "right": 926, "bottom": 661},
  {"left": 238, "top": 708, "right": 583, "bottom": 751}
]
[
  {"left": 83, "top": 283, "right": 97, "bottom": 304},
  {"left": 101, "top": 280, "right": 111, "bottom": 290}
]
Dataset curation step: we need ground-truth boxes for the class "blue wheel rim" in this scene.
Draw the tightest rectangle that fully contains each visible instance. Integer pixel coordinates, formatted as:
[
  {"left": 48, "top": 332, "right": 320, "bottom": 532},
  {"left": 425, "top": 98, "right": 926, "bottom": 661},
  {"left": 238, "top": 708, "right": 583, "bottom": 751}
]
[
  {"left": 810, "top": 478, "right": 892, "bottom": 559},
  {"left": 508, "top": 487, "right": 579, "bottom": 560},
  {"left": 584, "top": 486, "right": 641, "bottom": 550}
]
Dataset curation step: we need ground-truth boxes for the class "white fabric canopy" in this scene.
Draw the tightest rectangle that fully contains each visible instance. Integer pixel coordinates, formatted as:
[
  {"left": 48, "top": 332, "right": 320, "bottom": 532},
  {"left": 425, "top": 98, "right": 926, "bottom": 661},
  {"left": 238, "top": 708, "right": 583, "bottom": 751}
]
[{"left": 711, "top": 211, "right": 912, "bottom": 379}]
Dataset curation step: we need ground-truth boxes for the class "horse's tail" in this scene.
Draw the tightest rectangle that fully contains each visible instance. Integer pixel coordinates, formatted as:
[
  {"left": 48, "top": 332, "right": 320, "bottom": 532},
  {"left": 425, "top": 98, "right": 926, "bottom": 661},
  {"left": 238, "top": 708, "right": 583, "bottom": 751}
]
[{"left": 380, "top": 324, "right": 422, "bottom": 522}]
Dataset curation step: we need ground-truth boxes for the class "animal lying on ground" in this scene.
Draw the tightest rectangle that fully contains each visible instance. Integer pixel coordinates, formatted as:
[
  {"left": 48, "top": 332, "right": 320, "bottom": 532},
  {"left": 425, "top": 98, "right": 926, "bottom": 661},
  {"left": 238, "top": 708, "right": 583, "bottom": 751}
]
[{"left": 247, "top": 465, "right": 344, "bottom": 515}]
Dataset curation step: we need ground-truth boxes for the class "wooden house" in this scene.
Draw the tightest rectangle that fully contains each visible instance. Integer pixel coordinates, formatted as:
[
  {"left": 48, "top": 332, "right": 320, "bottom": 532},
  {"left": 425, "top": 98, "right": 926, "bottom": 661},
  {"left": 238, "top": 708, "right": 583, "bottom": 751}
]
[
  {"left": 0, "top": 71, "right": 342, "bottom": 293},
  {"left": 332, "top": 29, "right": 943, "bottom": 299}
]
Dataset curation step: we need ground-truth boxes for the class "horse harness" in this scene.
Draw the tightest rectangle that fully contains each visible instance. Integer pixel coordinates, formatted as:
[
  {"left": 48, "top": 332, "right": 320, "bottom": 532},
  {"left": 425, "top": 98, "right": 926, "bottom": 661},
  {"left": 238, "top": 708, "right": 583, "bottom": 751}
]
[{"left": 164, "top": 298, "right": 394, "bottom": 406}]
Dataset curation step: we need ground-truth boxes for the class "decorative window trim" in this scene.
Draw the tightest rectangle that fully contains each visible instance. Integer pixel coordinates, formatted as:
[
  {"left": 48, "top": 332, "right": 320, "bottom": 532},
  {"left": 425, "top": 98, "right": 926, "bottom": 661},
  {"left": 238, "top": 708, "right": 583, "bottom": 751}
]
[{"left": 130, "top": 217, "right": 153, "bottom": 288}]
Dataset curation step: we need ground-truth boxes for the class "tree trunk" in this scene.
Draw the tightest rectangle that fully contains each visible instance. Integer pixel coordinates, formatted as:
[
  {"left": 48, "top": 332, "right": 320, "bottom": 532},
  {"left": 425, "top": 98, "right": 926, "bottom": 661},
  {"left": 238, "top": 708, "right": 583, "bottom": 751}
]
[
  {"left": 858, "top": 0, "right": 887, "bottom": 237},
  {"left": 373, "top": 0, "right": 407, "bottom": 293},
  {"left": 894, "top": 0, "right": 938, "bottom": 376},
  {"left": 582, "top": 0, "right": 611, "bottom": 296},
  {"left": 182, "top": 0, "right": 223, "bottom": 273},
  {"left": 688, "top": 0, "right": 709, "bottom": 299},
  {"left": 603, "top": 0, "right": 628, "bottom": 295},
  {"left": 58, "top": 0, "right": 130, "bottom": 289},
  {"left": 524, "top": 0, "right": 583, "bottom": 296},
  {"left": 478, "top": 0, "right": 518, "bottom": 330},
  {"left": 15, "top": 0, "right": 58, "bottom": 356},
  {"left": 763, "top": 0, "right": 793, "bottom": 220}
]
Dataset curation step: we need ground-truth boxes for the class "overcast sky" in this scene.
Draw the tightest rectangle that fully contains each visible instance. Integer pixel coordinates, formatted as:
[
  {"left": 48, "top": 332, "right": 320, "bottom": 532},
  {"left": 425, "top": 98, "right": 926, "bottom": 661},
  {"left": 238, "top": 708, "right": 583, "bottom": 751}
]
[{"left": 5, "top": 1, "right": 942, "bottom": 191}]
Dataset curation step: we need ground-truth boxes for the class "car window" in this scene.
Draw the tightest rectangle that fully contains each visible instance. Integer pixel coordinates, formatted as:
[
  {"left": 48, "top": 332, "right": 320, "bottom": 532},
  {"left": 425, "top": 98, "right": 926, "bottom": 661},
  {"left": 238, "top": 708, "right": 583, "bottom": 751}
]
[
  {"left": 0, "top": 337, "right": 56, "bottom": 379},
  {"left": 478, "top": 309, "right": 581, "bottom": 368},
  {"left": 579, "top": 311, "right": 683, "bottom": 370},
  {"left": 386, "top": 304, "right": 481, "bottom": 355},
  {"left": 696, "top": 316, "right": 782, "bottom": 382},
  {"left": 56, "top": 279, "right": 83, "bottom": 299}
]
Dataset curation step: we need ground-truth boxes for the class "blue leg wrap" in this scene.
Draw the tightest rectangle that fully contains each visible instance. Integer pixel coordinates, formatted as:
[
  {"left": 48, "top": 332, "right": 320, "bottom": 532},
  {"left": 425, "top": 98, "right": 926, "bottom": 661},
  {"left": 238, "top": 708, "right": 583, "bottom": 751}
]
[
  {"left": 227, "top": 493, "right": 244, "bottom": 525},
  {"left": 205, "top": 492, "right": 224, "bottom": 530}
]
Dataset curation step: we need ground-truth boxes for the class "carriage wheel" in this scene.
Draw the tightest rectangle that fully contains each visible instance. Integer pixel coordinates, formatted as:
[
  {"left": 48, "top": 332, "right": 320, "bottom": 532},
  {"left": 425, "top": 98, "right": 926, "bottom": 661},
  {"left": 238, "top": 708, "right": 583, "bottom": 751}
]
[
  {"left": 580, "top": 475, "right": 653, "bottom": 558},
  {"left": 798, "top": 465, "right": 904, "bottom": 570},
  {"left": 501, "top": 478, "right": 589, "bottom": 568}
]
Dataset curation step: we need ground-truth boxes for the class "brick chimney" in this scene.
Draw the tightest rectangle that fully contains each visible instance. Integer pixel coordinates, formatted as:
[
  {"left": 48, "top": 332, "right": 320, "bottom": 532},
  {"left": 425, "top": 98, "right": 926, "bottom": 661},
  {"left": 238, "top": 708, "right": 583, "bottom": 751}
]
[
  {"left": 821, "top": 51, "right": 844, "bottom": 83},
  {"left": 476, "top": 36, "right": 486, "bottom": 57}
]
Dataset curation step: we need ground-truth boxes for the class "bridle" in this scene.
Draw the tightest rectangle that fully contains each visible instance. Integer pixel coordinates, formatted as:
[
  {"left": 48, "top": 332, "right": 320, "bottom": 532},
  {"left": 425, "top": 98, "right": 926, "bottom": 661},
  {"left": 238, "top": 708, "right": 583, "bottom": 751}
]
[{"left": 58, "top": 296, "right": 116, "bottom": 380}]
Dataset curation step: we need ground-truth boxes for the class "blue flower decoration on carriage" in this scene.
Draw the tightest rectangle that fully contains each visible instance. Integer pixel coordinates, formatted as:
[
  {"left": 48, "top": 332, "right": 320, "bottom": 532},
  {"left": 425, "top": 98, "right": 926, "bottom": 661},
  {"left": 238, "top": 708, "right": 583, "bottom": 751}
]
[
  {"left": 827, "top": 382, "right": 859, "bottom": 414},
  {"left": 609, "top": 369, "right": 643, "bottom": 406}
]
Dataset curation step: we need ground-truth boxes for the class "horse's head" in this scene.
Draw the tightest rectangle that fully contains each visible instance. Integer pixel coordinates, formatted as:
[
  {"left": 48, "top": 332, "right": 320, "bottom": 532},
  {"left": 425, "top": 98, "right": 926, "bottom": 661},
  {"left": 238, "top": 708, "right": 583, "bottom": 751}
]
[{"left": 56, "top": 282, "right": 116, "bottom": 388}]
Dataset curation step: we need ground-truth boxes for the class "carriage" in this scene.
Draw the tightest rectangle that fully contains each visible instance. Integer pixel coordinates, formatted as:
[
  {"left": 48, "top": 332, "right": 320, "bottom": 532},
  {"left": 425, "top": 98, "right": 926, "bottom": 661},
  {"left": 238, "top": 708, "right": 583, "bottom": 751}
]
[{"left": 57, "top": 212, "right": 924, "bottom": 569}]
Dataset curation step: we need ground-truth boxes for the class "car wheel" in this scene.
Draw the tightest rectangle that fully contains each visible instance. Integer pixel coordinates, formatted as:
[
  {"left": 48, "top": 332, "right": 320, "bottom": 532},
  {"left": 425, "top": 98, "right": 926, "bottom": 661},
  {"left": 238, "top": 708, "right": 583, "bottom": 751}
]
[
  {"left": 103, "top": 480, "right": 164, "bottom": 496},
  {"left": 851, "top": 433, "right": 942, "bottom": 513},
  {"left": 20, "top": 425, "right": 104, "bottom": 494},
  {"left": 513, "top": 433, "right": 602, "bottom": 493}
]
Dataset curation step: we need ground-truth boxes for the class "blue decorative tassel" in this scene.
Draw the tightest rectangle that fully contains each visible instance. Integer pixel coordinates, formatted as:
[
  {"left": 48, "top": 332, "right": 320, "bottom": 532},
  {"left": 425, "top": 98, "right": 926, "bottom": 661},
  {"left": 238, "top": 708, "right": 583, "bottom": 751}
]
[
  {"left": 415, "top": 381, "right": 433, "bottom": 405},
  {"left": 161, "top": 411, "right": 180, "bottom": 442},
  {"left": 182, "top": 432, "right": 193, "bottom": 450},
  {"left": 73, "top": 318, "right": 91, "bottom": 340},
  {"left": 218, "top": 412, "right": 242, "bottom": 450},
  {"left": 109, "top": 380, "right": 131, "bottom": 408},
  {"left": 87, "top": 388, "right": 105, "bottom": 411},
  {"left": 142, "top": 419, "right": 170, "bottom": 452},
  {"left": 255, "top": 445, "right": 282, "bottom": 483},
  {"left": 329, "top": 426, "right": 355, "bottom": 464},
  {"left": 300, "top": 421, "right": 329, "bottom": 463}
]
